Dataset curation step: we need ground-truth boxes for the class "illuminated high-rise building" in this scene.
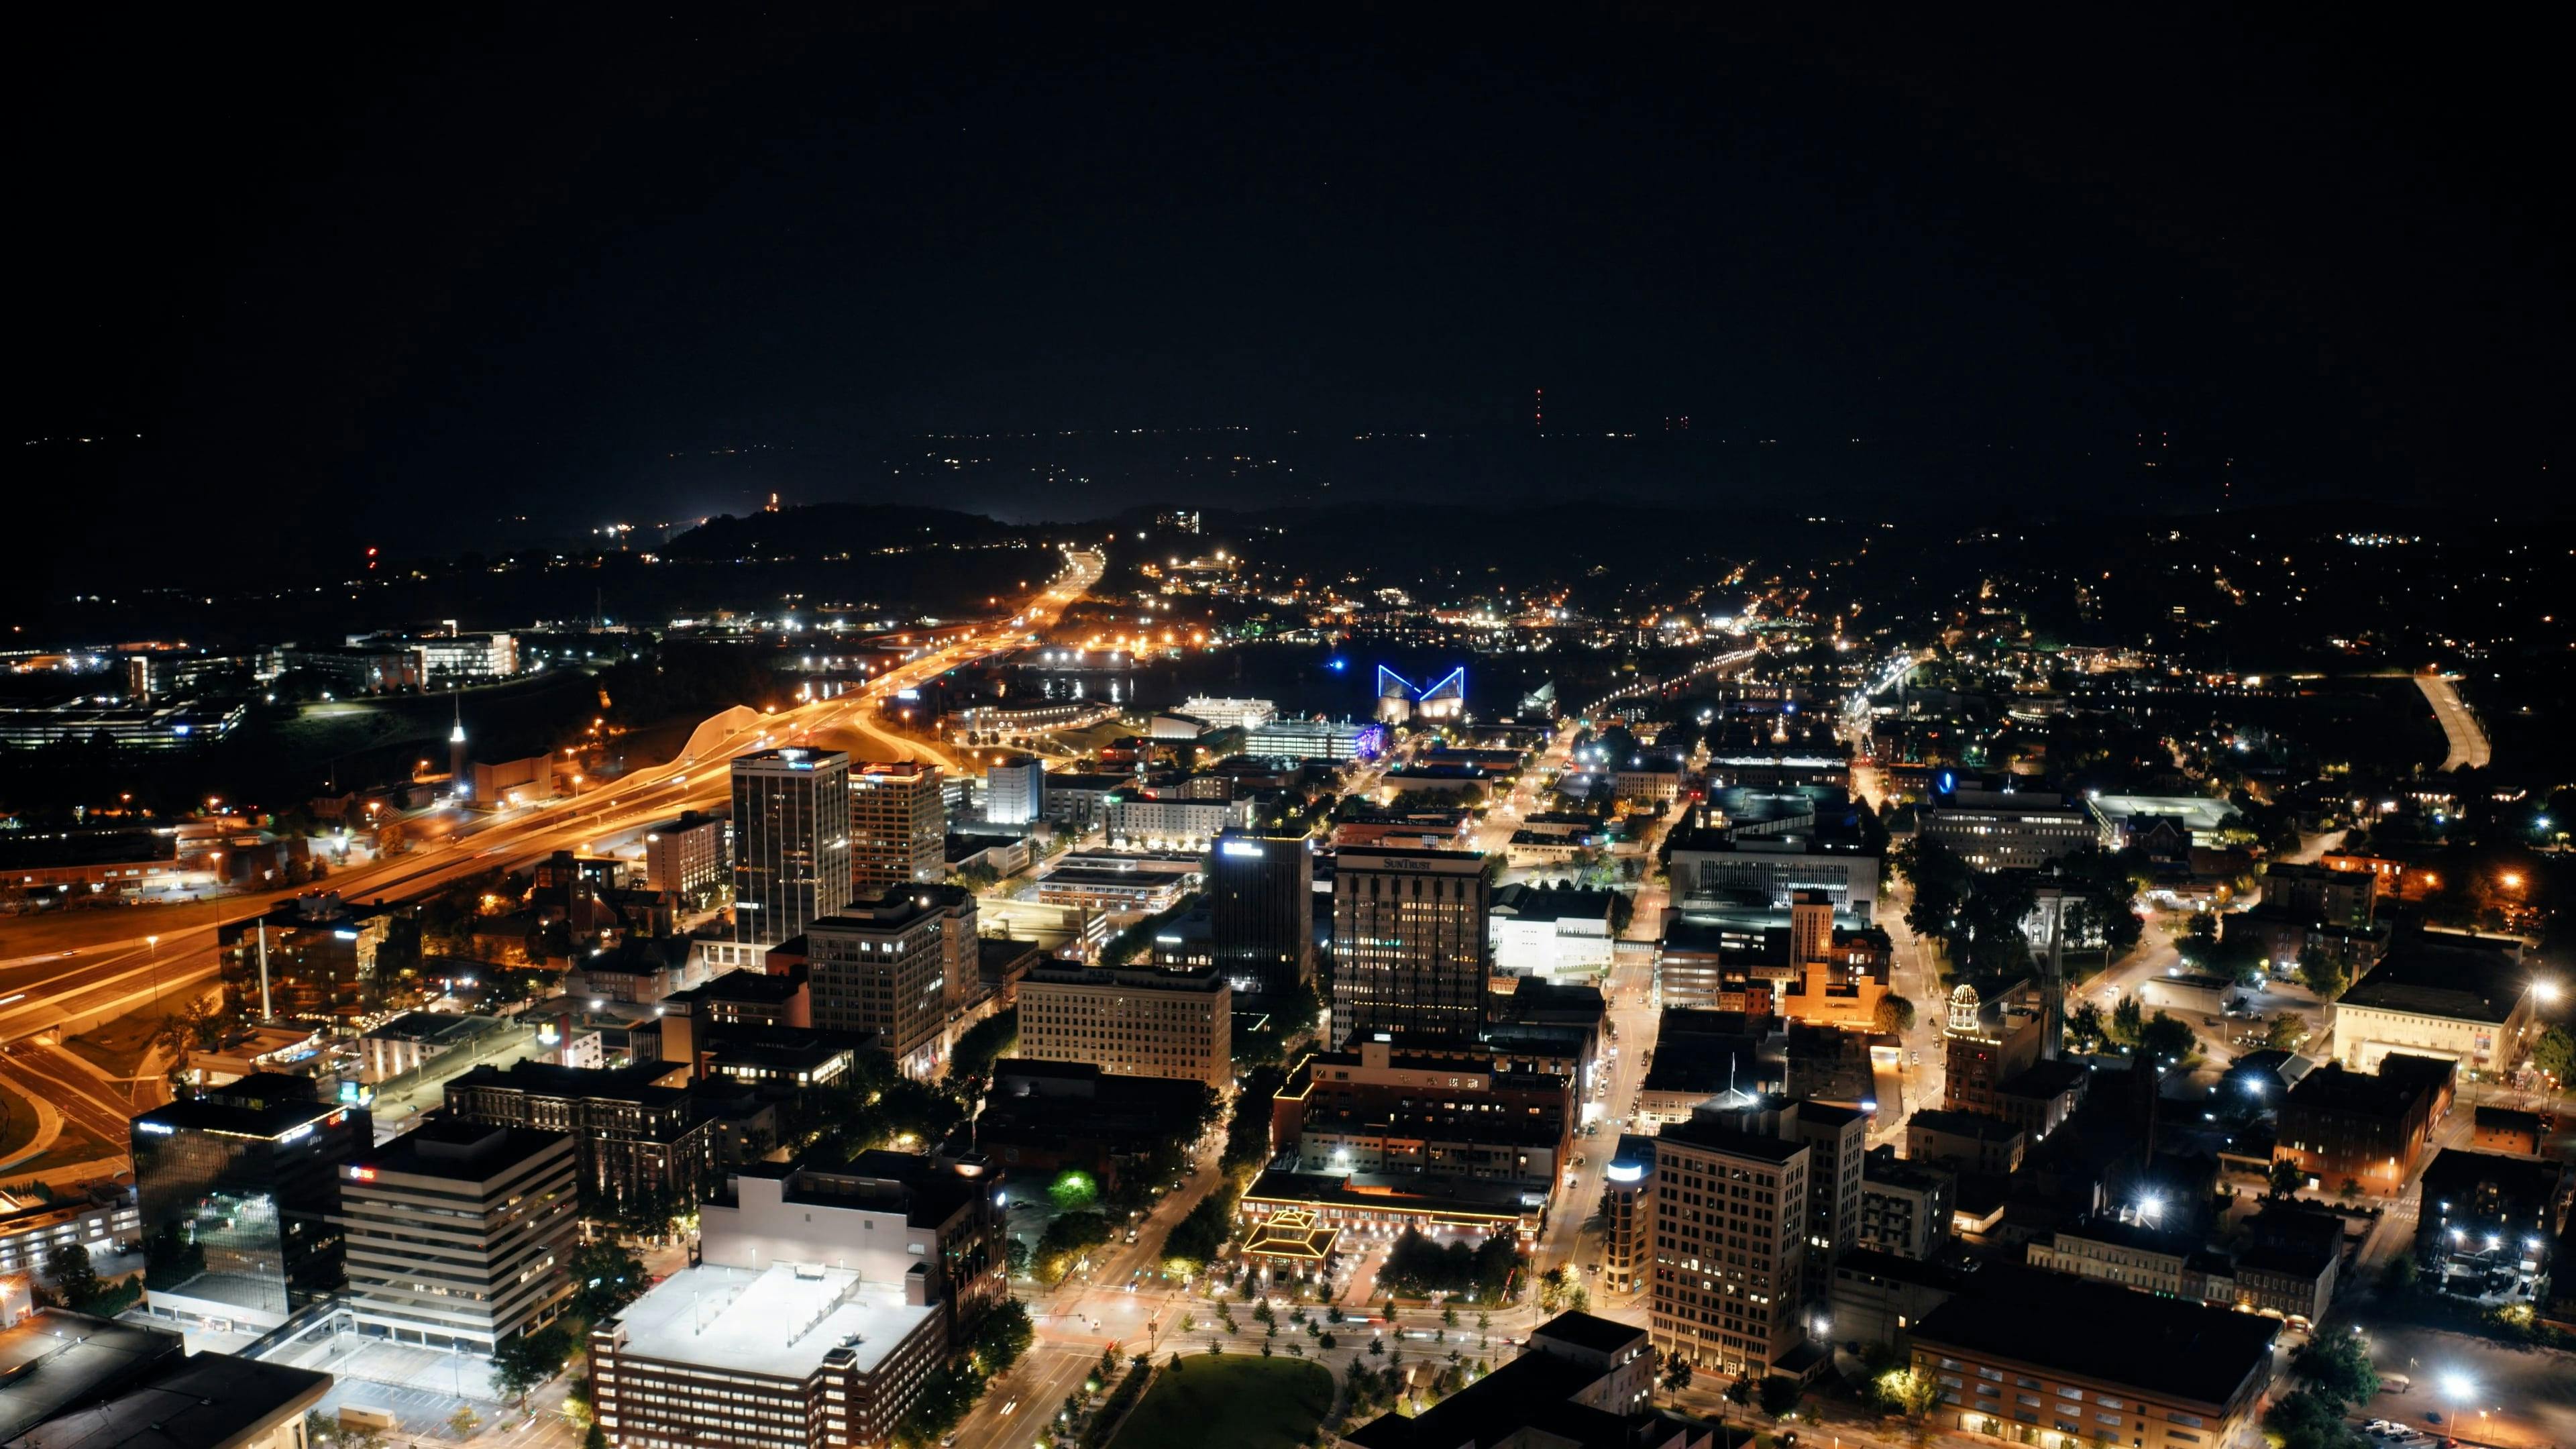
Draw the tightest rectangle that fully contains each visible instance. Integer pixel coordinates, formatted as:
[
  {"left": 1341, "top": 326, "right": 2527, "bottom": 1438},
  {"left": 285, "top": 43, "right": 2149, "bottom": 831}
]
[
  {"left": 1211, "top": 830, "right": 1313, "bottom": 999},
  {"left": 1330, "top": 845, "right": 1490, "bottom": 1045},
  {"left": 852, "top": 760, "right": 945, "bottom": 894},
  {"left": 731, "top": 748, "right": 852, "bottom": 950}
]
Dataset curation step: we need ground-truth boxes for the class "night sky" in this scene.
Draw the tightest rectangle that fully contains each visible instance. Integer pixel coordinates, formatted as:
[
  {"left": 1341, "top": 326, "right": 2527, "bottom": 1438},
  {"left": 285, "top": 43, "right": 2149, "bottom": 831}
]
[{"left": 17, "top": 7, "right": 2567, "bottom": 603}]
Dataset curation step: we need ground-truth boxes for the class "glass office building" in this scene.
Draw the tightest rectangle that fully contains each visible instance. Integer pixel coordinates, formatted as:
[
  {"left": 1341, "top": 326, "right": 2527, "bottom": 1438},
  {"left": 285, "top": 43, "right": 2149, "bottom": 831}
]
[{"left": 133, "top": 1073, "right": 371, "bottom": 1332}]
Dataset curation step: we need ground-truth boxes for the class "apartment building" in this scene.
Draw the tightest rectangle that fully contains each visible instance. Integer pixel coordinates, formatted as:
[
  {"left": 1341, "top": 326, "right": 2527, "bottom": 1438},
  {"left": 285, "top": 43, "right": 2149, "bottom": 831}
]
[
  {"left": 1016, "top": 962, "right": 1232, "bottom": 1086},
  {"left": 804, "top": 890, "right": 967, "bottom": 1079},
  {"left": 1858, "top": 1146, "right": 1955, "bottom": 1260},
  {"left": 1274, "top": 1039, "right": 1572, "bottom": 1189},
  {"left": 1648, "top": 1114, "right": 1811, "bottom": 1375},
  {"left": 642, "top": 810, "right": 727, "bottom": 901},
  {"left": 2274, "top": 1059, "right": 2450, "bottom": 1197},
  {"left": 442, "top": 1061, "right": 712, "bottom": 1213},
  {"left": 851, "top": 760, "right": 945, "bottom": 894},
  {"left": 1104, "top": 794, "right": 1251, "bottom": 850},
  {"left": 2025, "top": 1216, "right": 2233, "bottom": 1304}
]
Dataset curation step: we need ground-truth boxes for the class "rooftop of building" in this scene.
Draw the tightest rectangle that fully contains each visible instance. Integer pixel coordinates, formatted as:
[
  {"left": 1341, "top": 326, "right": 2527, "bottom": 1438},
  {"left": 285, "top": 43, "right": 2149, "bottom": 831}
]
[
  {"left": 1528, "top": 1309, "right": 1648, "bottom": 1356},
  {"left": 2419, "top": 1146, "right": 2565, "bottom": 1205},
  {"left": 645, "top": 809, "right": 722, "bottom": 835},
  {"left": 5, "top": 1352, "right": 331, "bottom": 1449},
  {"left": 2376, "top": 1052, "right": 2459, "bottom": 1094},
  {"left": 717, "top": 1152, "right": 983, "bottom": 1228},
  {"left": 1341, "top": 1342, "right": 1621, "bottom": 1449},
  {"left": 985, "top": 1058, "right": 1218, "bottom": 1114},
  {"left": 352, "top": 1121, "right": 570, "bottom": 1183},
  {"left": 700, "top": 1025, "right": 863, "bottom": 1072},
  {"left": 360, "top": 1010, "right": 496, "bottom": 1046},
  {"left": 1927, "top": 783, "right": 2086, "bottom": 816},
  {"left": 132, "top": 1073, "right": 339, "bottom": 1140},
  {"left": 1331, "top": 843, "right": 1491, "bottom": 872},
  {"left": 1796, "top": 1101, "right": 1870, "bottom": 1128},
  {"left": 2339, "top": 936, "right": 2533, "bottom": 1024},
  {"left": 2473, "top": 1104, "right": 2546, "bottom": 1133},
  {"left": 1498, "top": 977, "right": 1607, "bottom": 1020},
  {"left": 606, "top": 1260, "right": 938, "bottom": 1379},
  {"left": 1862, "top": 1145, "right": 1955, "bottom": 1193},
  {"left": 1491, "top": 883, "right": 1619, "bottom": 923},
  {"left": 445, "top": 1057, "right": 690, "bottom": 1108},
  {"left": 1243, "top": 1169, "right": 1536, "bottom": 1220},
  {"left": 2233, "top": 1241, "right": 2337, "bottom": 1280},
  {"left": 1998, "top": 1059, "right": 2093, "bottom": 1100},
  {"left": 0, "top": 1311, "right": 184, "bottom": 1443},
  {"left": 1907, "top": 1108, "right": 2024, "bottom": 1142},
  {"left": 2086, "top": 794, "right": 2241, "bottom": 829},
  {"left": 1833, "top": 1246, "right": 1972, "bottom": 1290},
  {"left": 1655, "top": 1117, "right": 1808, "bottom": 1164},
  {"left": 2282, "top": 1062, "right": 2436, "bottom": 1118},
  {"left": 1034, "top": 865, "right": 1197, "bottom": 890},
  {"left": 807, "top": 889, "right": 967, "bottom": 934},
  {"left": 1022, "top": 958, "right": 1227, "bottom": 992},
  {"left": 2047, "top": 1213, "right": 2206, "bottom": 1260},
  {"left": 661, "top": 967, "right": 808, "bottom": 1007},
  {"left": 733, "top": 746, "right": 849, "bottom": 769},
  {"left": 1910, "top": 1273, "right": 2277, "bottom": 1408}
]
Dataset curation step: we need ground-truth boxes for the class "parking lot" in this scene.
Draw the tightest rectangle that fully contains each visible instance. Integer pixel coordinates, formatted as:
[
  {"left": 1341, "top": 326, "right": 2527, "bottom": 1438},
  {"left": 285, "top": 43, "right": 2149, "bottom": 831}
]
[{"left": 2349, "top": 1320, "right": 2576, "bottom": 1449}]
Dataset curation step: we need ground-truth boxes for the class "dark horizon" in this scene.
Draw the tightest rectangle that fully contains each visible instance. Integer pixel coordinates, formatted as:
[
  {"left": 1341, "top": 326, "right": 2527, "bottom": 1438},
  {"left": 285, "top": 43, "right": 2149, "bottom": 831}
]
[{"left": 16, "top": 8, "right": 2569, "bottom": 614}]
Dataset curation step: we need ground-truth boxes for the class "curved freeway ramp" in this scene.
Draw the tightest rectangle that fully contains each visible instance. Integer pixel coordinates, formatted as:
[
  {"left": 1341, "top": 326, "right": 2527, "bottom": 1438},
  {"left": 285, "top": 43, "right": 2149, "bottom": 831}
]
[{"left": 2416, "top": 672, "right": 2491, "bottom": 771}]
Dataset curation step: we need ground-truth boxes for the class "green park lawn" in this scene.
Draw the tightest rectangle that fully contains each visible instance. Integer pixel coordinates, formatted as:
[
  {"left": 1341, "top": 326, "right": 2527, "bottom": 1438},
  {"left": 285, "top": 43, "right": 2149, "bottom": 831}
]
[{"left": 1108, "top": 1353, "right": 1334, "bottom": 1449}]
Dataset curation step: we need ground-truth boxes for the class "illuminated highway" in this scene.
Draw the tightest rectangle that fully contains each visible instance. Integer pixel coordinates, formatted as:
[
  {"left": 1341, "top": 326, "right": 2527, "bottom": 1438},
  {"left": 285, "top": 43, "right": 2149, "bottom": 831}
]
[
  {"left": 0, "top": 550, "right": 1101, "bottom": 1047},
  {"left": 2417, "top": 671, "right": 2491, "bottom": 772}
]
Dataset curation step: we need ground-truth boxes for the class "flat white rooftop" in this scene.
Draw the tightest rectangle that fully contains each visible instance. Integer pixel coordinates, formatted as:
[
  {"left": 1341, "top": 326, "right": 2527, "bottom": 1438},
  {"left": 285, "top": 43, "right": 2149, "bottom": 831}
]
[
  {"left": 608, "top": 1261, "right": 936, "bottom": 1379},
  {"left": 2088, "top": 794, "right": 2239, "bottom": 830}
]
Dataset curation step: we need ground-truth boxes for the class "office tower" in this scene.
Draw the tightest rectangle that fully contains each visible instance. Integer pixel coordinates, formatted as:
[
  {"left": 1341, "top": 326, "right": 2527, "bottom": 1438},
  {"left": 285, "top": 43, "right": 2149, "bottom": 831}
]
[
  {"left": 132, "top": 1073, "right": 371, "bottom": 1332},
  {"left": 339, "top": 1122, "right": 578, "bottom": 1352},
  {"left": 731, "top": 748, "right": 852, "bottom": 948},
  {"left": 852, "top": 760, "right": 945, "bottom": 893},
  {"left": 806, "top": 890, "right": 957, "bottom": 1079},
  {"left": 1210, "top": 830, "right": 1314, "bottom": 998},
  {"left": 1648, "top": 1112, "right": 1811, "bottom": 1376},
  {"left": 1331, "top": 845, "right": 1491, "bottom": 1046},
  {"left": 983, "top": 757, "right": 1044, "bottom": 826}
]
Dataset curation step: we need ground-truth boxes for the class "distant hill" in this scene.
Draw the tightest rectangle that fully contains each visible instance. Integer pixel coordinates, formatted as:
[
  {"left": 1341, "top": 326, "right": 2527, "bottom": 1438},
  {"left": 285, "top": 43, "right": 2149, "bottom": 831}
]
[{"left": 663, "top": 504, "right": 1036, "bottom": 559}]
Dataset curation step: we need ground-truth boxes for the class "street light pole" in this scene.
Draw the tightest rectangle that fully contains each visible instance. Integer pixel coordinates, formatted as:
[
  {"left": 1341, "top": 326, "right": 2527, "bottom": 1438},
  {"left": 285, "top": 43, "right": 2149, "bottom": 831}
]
[{"left": 146, "top": 934, "right": 162, "bottom": 1010}]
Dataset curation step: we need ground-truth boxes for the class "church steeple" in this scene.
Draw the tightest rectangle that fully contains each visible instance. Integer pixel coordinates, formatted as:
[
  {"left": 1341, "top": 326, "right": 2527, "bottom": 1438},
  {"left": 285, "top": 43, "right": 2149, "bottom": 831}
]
[{"left": 449, "top": 688, "right": 469, "bottom": 794}]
